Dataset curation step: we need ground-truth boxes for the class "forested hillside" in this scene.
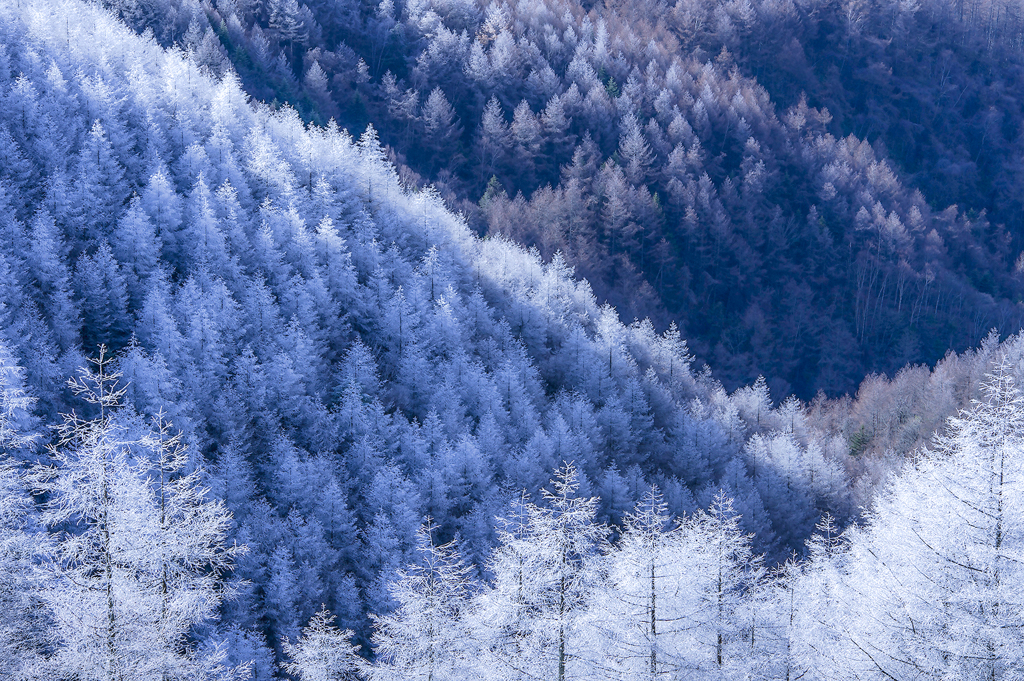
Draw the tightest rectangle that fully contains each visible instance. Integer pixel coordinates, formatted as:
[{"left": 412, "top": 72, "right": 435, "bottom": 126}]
[
  {"left": 100, "top": 0, "right": 1024, "bottom": 397},
  {"left": 3, "top": 0, "right": 1024, "bottom": 678}
]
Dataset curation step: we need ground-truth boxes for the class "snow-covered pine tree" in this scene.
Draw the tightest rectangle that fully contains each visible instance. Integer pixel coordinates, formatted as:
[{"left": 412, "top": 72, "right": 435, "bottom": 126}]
[
  {"left": 475, "top": 463, "right": 605, "bottom": 681},
  {"left": 772, "top": 513, "right": 847, "bottom": 681},
  {"left": 591, "top": 486, "right": 681, "bottom": 680},
  {"left": 36, "top": 347, "right": 243, "bottom": 680},
  {"left": 685, "top": 492, "right": 765, "bottom": 680},
  {"left": 369, "top": 520, "right": 476, "bottom": 681},
  {"left": 0, "top": 342, "right": 45, "bottom": 678},
  {"left": 821, "top": 364, "right": 1024, "bottom": 681},
  {"left": 282, "top": 606, "right": 364, "bottom": 681}
]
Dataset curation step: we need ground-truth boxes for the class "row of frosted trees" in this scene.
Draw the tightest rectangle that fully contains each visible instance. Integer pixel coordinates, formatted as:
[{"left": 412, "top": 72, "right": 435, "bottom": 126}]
[
  {"left": 285, "top": 465, "right": 770, "bottom": 681},
  {"left": 373, "top": 482, "right": 763, "bottom": 681}
]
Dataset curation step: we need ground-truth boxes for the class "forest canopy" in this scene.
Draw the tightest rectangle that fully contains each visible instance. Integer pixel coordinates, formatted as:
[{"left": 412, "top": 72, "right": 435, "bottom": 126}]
[
  {"left": 1, "top": 0, "right": 1024, "bottom": 678},
  {"left": 98, "top": 0, "right": 1024, "bottom": 398}
]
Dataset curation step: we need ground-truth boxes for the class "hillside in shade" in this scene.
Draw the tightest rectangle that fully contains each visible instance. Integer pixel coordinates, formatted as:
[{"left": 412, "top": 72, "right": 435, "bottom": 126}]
[{"left": 98, "top": 0, "right": 1024, "bottom": 398}]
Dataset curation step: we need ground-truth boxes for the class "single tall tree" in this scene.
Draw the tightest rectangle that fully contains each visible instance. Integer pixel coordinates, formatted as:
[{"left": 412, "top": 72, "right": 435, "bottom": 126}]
[
  {"left": 0, "top": 343, "right": 44, "bottom": 678},
  {"left": 592, "top": 486, "right": 681, "bottom": 680},
  {"left": 475, "top": 463, "right": 605, "bottom": 681},
  {"left": 369, "top": 520, "right": 476, "bottom": 681}
]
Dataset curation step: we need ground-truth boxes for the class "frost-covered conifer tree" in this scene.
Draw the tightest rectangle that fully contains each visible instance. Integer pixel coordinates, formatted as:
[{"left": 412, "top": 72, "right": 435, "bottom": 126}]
[
  {"left": 686, "top": 492, "right": 764, "bottom": 680},
  {"left": 475, "top": 463, "right": 605, "bottom": 681},
  {"left": 772, "top": 513, "right": 847, "bottom": 681},
  {"left": 37, "top": 348, "right": 242, "bottom": 681},
  {"left": 282, "top": 606, "right": 364, "bottom": 681},
  {"left": 591, "top": 487, "right": 681, "bottom": 680},
  {"left": 821, "top": 364, "right": 1024, "bottom": 681},
  {"left": 0, "top": 343, "right": 45, "bottom": 679},
  {"left": 594, "top": 487, "right": 764, "bottom": 680},
  {"left": 370, "top": 520, "right": 476, "bottom": 681}
]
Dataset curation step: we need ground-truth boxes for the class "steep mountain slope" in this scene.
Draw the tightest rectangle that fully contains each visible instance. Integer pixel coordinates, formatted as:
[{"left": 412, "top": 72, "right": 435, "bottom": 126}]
[
  {"left": 0, "top": 0, "right": 860, "bottom": 667},
  {"left": 97, "top": 0, "right": 1024, "bottom": 398},
  {"left": 7, "top": 1, "right": 1024, "bottom": 675}
]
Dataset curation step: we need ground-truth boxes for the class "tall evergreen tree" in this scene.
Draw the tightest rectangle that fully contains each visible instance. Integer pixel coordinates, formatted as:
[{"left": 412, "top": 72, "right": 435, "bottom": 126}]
[
  {"left": 475, "top": 464, "right": 605, "bottom": 681},
  {"left": 820, "top": 365, "right": 1024, "bottom": 681},
  {"left": 36, "top": 349, "right": 242, "bottom": 681},
  {"left": 370, "top": 520, "right": 476, "bottom": 681},
  {"left": 0, "top": 343, "right": 44, "bottom": 678}
]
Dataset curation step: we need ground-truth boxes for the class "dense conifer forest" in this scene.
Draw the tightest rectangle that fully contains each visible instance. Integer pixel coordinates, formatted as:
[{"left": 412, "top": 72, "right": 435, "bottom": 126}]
[
  {"left": 2, "top": 0, "right": 1024, "bottom": 678},
  {"left": 103, "top": 0, "right": 1024, "bottom": 397}
]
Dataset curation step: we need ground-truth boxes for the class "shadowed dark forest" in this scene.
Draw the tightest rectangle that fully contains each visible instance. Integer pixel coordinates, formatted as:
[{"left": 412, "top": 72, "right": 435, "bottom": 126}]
[{"left": 104, "top": 0, "right": 1024, "bottom": 397}]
